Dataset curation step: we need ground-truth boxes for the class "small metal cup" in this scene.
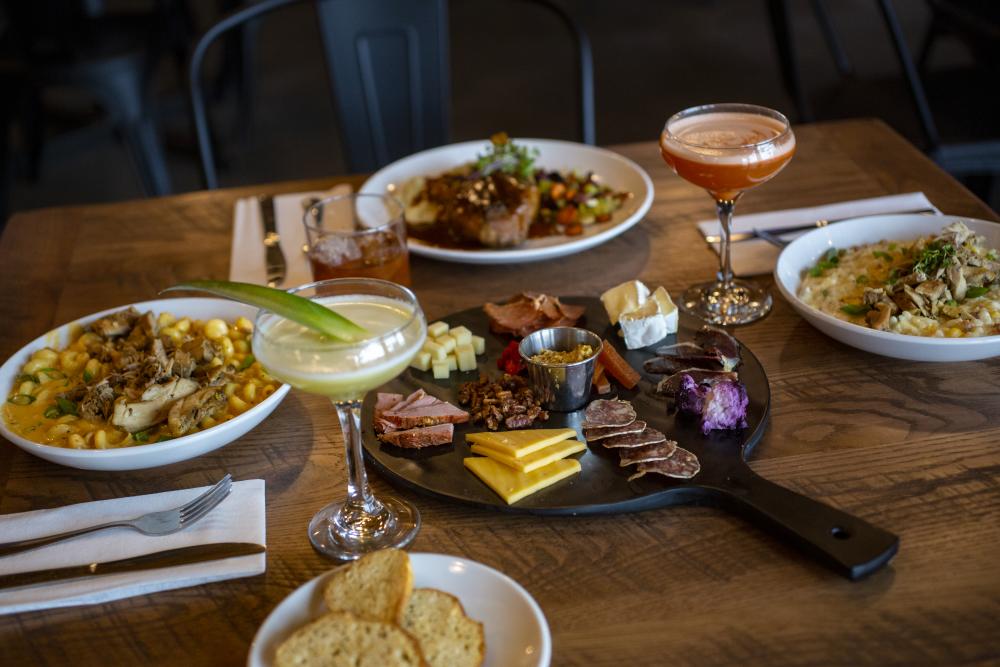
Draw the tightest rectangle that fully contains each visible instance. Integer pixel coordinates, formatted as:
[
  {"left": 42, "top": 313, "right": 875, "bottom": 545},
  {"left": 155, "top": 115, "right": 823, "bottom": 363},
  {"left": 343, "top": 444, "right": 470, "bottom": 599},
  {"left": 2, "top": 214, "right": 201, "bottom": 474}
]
[{"left": 519, "top": 327, "right": 603, "bottom": 412}]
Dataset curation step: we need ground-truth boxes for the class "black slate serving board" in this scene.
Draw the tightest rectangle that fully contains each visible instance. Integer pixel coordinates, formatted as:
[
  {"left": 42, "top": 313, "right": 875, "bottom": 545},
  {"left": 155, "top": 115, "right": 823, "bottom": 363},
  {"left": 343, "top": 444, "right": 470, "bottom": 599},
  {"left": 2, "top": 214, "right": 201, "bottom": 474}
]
[{"left": 362, "top": 298, "right": 899, "bottom": 579}]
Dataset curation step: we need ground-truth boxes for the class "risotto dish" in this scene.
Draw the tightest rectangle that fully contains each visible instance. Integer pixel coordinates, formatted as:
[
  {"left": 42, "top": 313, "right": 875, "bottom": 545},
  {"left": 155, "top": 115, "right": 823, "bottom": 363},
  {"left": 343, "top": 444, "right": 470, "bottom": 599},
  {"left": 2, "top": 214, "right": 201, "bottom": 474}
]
[
  {"left": 797, "top": 221, "right": 1000, "bottom": 338},
  {"left": 3, "top": 307, "right": 277, "bottom": 449}
]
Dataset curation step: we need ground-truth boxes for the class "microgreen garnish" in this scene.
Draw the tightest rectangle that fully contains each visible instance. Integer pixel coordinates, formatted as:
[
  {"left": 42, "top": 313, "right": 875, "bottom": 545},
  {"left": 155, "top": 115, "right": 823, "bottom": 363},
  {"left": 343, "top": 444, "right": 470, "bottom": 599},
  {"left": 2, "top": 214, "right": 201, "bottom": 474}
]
[
  {"left": 965, "top": 286, "right": 989, "bottom": 299},
  {"left": 474, "top": 132, "right": 538, "bottom": 181},
  {"left": 912, "top": 240, "right": 956, "bottom": 275}
]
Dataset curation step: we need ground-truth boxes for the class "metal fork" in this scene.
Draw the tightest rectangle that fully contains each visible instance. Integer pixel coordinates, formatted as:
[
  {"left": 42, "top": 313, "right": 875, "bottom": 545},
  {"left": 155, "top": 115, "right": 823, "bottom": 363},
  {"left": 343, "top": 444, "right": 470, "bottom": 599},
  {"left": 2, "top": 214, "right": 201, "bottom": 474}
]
[{"left": 0, "top": 474, "right": 233, "bottom": 558}]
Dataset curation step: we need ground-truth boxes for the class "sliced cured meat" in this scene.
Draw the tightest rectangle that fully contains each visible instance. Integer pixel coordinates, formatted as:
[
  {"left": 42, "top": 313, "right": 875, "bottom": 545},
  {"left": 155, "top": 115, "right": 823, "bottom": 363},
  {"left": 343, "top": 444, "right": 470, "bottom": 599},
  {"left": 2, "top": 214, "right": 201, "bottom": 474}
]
[
  {"left": 484, "top": 293, "right": 585, "bottom": 337},
  {"left": 375, "top": 393, "right": 404, "bottom": 417},
  {"left": 643, "top": 355, "right": 723, "bottom": 375},
  {"left": 654, "top": 342, "right": 707, "bottom": 357},
  {"left": 694, "top": 326, "right": 741, "bottom": 371},
  {"left": 627, "top": 447, "right": 700, "bottom": 481},
  {"left": 379, "top": 423, "right": 454, "bottom": 448},
  {"left": 618, "top": 439, "right": 678, "bottom": 466},
  {"left": 387, "top": 389, "right": 428, "bottom": 413},
  {"left": 655, "top": 369, "right": 738, "bottom": 396},
  {"left": 601, "top": 427, "right": 667, "bottom": 448},
  {"left": 583, "top": 420, "right": 647, "bottom": 442},
  {"left": 581, "top": 398, "right": 636, "bottom": 429},
  {"left": 374, "top": 417, "right": 397, "bottom": 435},
  {"left": 380, "top": 401, "right": 470, "bottom": 429}
]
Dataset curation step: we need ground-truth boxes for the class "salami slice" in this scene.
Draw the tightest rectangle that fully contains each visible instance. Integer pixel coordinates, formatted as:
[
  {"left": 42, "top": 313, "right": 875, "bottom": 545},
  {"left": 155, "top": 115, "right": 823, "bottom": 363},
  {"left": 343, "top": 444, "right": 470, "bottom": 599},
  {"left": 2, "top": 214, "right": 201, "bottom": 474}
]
[
  {"left": 582, "top": 399, "right": 636, "bottom": 429},
  {"left": 583, "top": 420, "right": 647, "bottom": 442},
  {"left": 627, "top": 446, "right": 701, "bottom": 481},
  {"left": 618, "top": 439, "right": 678, "bottom": 466},
  {"left": 601, "top": 427, "right": 667, "bottom": 449}
]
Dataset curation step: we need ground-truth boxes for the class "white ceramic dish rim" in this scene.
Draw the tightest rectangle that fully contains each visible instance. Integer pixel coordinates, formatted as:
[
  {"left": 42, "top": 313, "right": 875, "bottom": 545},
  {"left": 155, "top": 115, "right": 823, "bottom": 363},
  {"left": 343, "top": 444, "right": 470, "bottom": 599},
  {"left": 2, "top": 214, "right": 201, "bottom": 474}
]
[
  {"left": 774, "top": 213, "right": 1000, "bottom": 350},
  {"left": 247, "top": 552, "right": 552, "bottom": 667},
  {"left": 359, "top": 137, "right": 655, "bottom": 263},
  {"left": 0, "top": 297, "right": 291, "bottom": 461}
]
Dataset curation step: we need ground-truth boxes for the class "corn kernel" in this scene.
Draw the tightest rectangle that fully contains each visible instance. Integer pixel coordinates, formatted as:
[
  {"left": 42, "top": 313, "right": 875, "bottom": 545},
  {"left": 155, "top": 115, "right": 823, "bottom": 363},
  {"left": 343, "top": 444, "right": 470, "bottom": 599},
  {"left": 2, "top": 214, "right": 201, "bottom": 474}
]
[
  {"left": 234, "top": 339, "right": 249, "bottom": 353},
  {"left": 219, "top": 336, "right": 235, "bottom": 359},
  {"left": 157, "top": 312, "right": 176, "bottom": 328},
  {"left": 204, "top": 319, "right": 228, "bottom": 340},
  {"left": 236, "top": 316, "right": 254, "bottom": 333},
  {"left": 175, "top": 318, "right": 192, "bottom": 333}
]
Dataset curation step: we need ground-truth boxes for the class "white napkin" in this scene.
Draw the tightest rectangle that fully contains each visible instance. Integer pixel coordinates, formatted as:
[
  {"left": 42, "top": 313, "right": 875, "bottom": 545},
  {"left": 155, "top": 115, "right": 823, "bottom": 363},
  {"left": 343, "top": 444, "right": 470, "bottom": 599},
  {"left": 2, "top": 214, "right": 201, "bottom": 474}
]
[
  {"left": 0, "top": 479, "right": 265, "bottom": 615},
  {"left": 696, "top": 192, "right": 942, "bottom": 276},
  {"left": 229, "top": 184, "right": 353, "bottom": 287}
]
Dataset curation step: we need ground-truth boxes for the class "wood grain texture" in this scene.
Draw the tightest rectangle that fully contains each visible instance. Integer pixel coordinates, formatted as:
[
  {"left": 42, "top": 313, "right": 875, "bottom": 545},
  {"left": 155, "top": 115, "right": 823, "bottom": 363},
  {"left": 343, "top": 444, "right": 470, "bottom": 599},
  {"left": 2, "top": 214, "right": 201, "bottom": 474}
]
[{"left": 1, "top": 120, "right": 999, "bottom": 666}]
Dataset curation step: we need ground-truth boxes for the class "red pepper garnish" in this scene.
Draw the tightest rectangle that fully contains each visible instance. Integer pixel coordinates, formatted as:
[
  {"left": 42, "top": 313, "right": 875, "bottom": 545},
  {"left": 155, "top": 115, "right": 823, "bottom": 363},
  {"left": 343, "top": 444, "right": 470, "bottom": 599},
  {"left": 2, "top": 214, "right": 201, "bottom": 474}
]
[{"left": 497, "top": 340, "right": 524, "bottom": 375}]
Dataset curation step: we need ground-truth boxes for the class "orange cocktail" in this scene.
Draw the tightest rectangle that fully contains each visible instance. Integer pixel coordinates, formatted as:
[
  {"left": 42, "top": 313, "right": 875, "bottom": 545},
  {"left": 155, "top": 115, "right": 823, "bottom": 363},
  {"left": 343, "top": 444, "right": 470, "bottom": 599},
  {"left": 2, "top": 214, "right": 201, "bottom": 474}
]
[{"left": 660, "top": 104, "right": 795, "bottom": 325}]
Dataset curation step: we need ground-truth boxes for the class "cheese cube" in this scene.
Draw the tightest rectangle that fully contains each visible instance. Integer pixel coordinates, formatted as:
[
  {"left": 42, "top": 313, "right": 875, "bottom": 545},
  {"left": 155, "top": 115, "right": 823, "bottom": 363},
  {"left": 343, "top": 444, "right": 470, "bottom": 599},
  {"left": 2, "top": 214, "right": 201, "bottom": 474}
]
[
  {"left": 650, "top": 286, "right": 679, "bottom": 335},
  {"left": 427, "top": 321, "right": 449, "bottom": 338},
  {"left": 422, "top": 340, "right": 447, "bottom": 361},
  {"left": 619, "top": 300, "right": 668, "bottom": 349},
  {"left": 446, "top": 354, "right": 458, "bottom": 371},
  {"left": 470, "top": 335, "right": 486, "bottom": 355},
  {"left": 436, "top": 335, "right": 457, "bottom": 354},
  {"left": 455, "top": 344, "right": 477, "bottom": 372},
  {"left": 431, "top": 359, "right": 450, "bottom": 379},
  {"left": 450, "top": 326, "right": 472, "bottom": 346},
  {"left": 409, "top": 350, "right": 432, "bottom": 371},
  {"left": 601, "top": 280, "right": 650, "bottom": 325}
]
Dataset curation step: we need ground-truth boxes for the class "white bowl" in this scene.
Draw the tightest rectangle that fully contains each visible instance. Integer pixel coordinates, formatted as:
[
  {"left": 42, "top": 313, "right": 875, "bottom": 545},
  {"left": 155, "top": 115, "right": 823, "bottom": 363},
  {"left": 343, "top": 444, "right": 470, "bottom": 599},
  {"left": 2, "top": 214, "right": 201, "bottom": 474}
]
[
  {"left": 248, "top": 552, "right": 551, "bottom": 667},
  {"left": 0, "top": 298, "right": 290, "bottom": 470},
  {"left": 360, "top": 137, "right": 654, "bottom": 264},
  {"left": 774, "top": 214, "right": 1000, "bottom": 361}
]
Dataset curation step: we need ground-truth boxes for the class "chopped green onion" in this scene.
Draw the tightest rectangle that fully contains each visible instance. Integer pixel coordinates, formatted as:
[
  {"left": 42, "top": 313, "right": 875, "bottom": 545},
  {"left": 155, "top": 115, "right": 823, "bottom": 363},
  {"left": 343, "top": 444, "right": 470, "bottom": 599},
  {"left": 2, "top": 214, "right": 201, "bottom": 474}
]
[
  {"left": 38, "top": 369, "right": 66, "bottom": 381},
  {"left": 840, "top": 304, "right": 872, "bottom": 317},
  {"left": 945, "top": 299, "right": 958, "bottom": 307},
  {"left": 872, "top": 250, "right": 892, "bottom": 261},
  {"left": 8, "top": 394, "right": 35, "bottom": 405},
  {"left": 965, "top": 286, "right": 989, "bottom": 299},
  {"left": 44, "top": 406, "right": 60, "bottom": 419},
  {"left": 886, "top": 268, "right": 900, "bottom": 286},
  {"left": 83, "top": 369, "right": 94, "bottom": 383},
  {"left": 133, "top": 430, "right": 150, "bottom": 443},
  {"left": 238, "top": 354, "right": 256, "bottom": 371},
  {"left": 855, "top": 275, "right": 869, "bottom": 285},
  {"left": 808, "top": 265, "right": 824, "bottom": 278},
  {"left": 162, "top": 281, "right": 368, "bottom": 343},
  {"left": 16, "top": 373, "right": 39, "bottom": 384},
  {"left": 56, "top": 397, "right": 78, "bottom": 416}
]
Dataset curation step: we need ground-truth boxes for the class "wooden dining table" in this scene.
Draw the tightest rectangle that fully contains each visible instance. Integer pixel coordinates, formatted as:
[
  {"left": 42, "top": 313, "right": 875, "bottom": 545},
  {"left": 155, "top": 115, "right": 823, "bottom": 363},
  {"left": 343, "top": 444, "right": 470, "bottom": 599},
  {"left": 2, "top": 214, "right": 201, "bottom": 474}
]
[{"left": 1, "top": 118, "right": 998, "bottom": 666}]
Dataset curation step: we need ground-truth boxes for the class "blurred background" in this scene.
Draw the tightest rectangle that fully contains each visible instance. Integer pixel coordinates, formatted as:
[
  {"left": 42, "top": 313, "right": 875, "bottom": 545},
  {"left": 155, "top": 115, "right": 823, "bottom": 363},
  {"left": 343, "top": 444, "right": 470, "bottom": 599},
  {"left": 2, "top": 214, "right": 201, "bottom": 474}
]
[{"left": 1, "top": 0, "right": 997, "bottom": 225}]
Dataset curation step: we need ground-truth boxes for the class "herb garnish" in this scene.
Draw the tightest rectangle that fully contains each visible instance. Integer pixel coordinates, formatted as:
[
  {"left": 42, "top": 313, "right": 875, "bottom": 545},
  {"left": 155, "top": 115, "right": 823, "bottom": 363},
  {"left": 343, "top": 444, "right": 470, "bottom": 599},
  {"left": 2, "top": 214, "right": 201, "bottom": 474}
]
[
  {"left": 855, "top": 275, "right": 869, "bottom": 285},
  {"left": 840, "top": 303, "right": 871, "bottom": 317},
  {"left": 872, "top": 250, "right": 893, "bottom": 262},
  {"left": 965, "top": 286, "right": 989, "bottom": 299},
  {"left": 474, "top": 132, "right": 538, "bottom": 181},
  {"left": 912, "top": 240, "right": 956, "bottom": 275},
  {"left": 808, "top": 248, "right": 840, "bottom": 277},
  {"left": 56, "top": 397, "right": 78, "bottom": 416}
]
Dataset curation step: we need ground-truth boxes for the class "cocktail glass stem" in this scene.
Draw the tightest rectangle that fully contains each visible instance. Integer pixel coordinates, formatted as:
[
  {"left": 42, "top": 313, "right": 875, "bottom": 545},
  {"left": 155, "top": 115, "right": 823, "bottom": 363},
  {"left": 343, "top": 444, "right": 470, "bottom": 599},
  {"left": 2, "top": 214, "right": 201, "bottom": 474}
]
[
  {"left": 306, "top": 396, "right": 420, "bottom": 560},
  {"left": 335, "top": 400, "right": 383, "bottom": 517},
  {"left": 716, "top": 198, "right": 738, "bottom": 289}
]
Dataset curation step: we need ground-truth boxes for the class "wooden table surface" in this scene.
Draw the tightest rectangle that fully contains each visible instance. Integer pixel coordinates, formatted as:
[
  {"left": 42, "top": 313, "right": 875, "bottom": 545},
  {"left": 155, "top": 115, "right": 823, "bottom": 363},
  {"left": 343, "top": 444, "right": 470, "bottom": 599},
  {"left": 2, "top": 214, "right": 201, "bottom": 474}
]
[{"left": 1, "top": 119, "right": 998, "bottom": 666}]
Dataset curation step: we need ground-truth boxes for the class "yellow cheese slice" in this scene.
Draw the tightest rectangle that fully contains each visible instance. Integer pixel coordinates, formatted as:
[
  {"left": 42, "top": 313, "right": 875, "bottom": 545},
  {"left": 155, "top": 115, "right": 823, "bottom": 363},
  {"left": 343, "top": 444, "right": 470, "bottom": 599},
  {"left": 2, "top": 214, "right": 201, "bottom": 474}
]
[
  {"left": 464, "top": 457, "right": 581, "bottom": 505},
  {"left": 464, "top": 428, "right": 576, "bottom": 458},
  {"left": 471, "top": 439, "right": 586, "bottom": 473}
]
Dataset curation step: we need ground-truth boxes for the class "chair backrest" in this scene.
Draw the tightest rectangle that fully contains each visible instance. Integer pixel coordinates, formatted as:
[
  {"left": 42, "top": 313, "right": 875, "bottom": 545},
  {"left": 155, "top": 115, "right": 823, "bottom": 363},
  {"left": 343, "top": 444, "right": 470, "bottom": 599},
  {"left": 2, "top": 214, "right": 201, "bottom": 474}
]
[
  {"left": 190, "top": 0, "right": 595, "bottom": 189},
  {"left": 314, "top": 0, "right": 449, "bottom": 173}
]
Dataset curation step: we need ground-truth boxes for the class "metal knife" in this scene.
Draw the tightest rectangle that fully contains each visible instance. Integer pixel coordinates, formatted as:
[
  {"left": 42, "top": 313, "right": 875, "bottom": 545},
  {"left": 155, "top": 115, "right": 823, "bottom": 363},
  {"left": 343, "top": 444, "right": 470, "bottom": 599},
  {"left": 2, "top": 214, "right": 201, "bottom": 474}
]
[
  {"left": 705, "top": 207, "right": 939, "bottom": 244},
  {"left": 0, "top": 542, "right": 265, "bottom": 590},
  {"left": 259, "top": 195, "right": 287, "bottom": 287}
]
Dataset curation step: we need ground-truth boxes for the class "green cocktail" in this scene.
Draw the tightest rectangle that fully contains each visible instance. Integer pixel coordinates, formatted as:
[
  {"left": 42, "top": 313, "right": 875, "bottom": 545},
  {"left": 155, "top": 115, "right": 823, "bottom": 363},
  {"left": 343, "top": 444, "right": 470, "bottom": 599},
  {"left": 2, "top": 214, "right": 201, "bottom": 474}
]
[{"left": 253, "top": 279, "right": 427, "bottom": 560}]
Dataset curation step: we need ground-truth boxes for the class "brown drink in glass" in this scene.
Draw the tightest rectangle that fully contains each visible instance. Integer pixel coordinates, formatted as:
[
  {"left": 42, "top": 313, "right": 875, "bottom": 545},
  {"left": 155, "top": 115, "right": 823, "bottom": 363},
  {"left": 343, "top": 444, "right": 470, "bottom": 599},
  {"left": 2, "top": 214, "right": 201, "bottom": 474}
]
[
  {"left": 660, "top": 104, "right": 795, "bottom": 325},
  {"left": 304, "top": 193, "right": 412, "bottom": 286}
]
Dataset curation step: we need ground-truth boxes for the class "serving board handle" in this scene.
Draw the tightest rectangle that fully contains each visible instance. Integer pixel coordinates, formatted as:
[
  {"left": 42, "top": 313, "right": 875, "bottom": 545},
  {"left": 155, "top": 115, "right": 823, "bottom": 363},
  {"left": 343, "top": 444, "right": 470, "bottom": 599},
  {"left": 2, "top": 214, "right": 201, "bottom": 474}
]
[{"left": 720, "top": 469, "right": 899, "bottom": 580}]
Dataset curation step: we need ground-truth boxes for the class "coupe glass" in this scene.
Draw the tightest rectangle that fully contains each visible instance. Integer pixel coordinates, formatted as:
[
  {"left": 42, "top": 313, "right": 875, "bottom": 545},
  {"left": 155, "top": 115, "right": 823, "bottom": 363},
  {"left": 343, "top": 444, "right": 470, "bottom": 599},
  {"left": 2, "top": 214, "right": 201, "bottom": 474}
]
[
  {"left": 660, "top": 103, "right": 796, "bottom": 325},
  {"left": 252, "top": 278, "right": 427, "bottom": 560}
]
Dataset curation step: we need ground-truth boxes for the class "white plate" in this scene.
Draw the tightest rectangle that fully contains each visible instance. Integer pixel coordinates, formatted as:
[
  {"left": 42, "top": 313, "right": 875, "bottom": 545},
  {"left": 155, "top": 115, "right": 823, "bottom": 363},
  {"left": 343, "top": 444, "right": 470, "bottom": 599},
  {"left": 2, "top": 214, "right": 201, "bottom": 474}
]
[
  {"left": 774, "top": 214, "right": 1000, "bottom": 361},
  {"left": 248, "top": 552, "right": 551, "bottom": 667},
  {"left": 360, "top": 138, "right": 654, "bottom": 264},
  {"left": 0, "top": 298, "right": 290, "bottom": 470}
]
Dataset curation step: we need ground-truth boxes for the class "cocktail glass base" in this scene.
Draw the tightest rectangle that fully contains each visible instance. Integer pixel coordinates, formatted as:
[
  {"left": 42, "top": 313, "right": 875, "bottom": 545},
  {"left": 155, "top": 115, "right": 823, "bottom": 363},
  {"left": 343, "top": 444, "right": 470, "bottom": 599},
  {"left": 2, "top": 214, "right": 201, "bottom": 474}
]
[
  {"left": 680, "top": 279, "right": 773, "bottom": 325},
  {"left": 308, "top": 495, "right": 421, "bottom": 561}
]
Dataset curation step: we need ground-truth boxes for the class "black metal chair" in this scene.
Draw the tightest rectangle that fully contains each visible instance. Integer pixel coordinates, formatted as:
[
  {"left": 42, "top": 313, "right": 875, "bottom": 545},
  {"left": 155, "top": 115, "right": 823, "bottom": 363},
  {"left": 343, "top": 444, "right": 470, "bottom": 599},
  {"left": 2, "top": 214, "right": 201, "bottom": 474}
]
[{"left": 190, "top": 0, "right": 595, "bottom": 190}]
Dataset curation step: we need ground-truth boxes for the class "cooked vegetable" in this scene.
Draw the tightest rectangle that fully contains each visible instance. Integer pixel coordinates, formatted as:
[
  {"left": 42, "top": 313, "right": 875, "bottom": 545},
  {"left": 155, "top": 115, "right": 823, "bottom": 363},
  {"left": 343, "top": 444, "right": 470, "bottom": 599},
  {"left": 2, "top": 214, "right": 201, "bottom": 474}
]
[{"left": 597, "top": 341, "right": 640, "bottom": 390}]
